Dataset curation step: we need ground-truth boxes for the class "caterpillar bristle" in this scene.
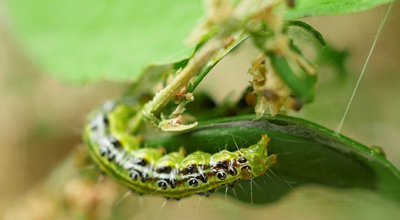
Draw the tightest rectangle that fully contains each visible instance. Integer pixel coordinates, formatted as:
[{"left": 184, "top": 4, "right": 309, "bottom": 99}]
[{"left": 83, "top": 101, "right": 274, "bottom": 199}]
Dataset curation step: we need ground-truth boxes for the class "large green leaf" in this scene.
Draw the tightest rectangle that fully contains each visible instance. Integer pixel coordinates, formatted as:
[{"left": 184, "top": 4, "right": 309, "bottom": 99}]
[
  {"left": 145, "top": 115, "right": 400, "bottom": 204},
  {"left": 3, "top": 0, "right": 395, "bottom": 83},
  {"left": 285, "top": 0, "right": 395, "bottom": 19},
  {"left": 3, "top": 0, "right": 204, "bottom": 83}
]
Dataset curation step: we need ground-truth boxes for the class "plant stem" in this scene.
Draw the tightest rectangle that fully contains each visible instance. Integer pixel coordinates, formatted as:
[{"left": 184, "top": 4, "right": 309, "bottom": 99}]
[{"left": 127, "top": 39, "right": 223, "bottom": 134}]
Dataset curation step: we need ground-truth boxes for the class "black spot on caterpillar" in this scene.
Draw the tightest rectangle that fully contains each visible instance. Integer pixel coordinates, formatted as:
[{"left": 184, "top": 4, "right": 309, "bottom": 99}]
[{"left": 83, "top": 101, "right": 275, "bottom": 199}]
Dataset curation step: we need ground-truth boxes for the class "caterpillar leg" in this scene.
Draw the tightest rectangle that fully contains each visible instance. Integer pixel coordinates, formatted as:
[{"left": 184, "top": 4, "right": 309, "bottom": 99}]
[{"left": 84, "top": 100, "right": 275, "bottom": 199}]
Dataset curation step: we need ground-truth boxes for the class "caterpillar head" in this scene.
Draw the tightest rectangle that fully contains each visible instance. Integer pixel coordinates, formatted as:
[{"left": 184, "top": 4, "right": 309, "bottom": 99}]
[{"left": 238, "top": 134, "right": 273, "bottom": 179}]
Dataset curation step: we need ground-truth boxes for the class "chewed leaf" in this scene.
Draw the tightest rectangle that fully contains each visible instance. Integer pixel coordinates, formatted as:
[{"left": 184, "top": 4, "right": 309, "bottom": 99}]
[
  {"left": 146, "top": 115, "right": 400, "bottom": 204},
  {"left": 285, "top": 20, "right": 326, "bottom": 47},
  {"left": 3, "top": 0, "right": 204, "bottom": 83},
  {"left": 159, "top": 119, "right": 198, "bottom": 131}
]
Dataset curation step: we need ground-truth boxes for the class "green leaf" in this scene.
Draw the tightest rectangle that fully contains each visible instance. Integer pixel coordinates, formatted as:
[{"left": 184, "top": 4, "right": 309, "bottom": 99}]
[
  {"left": 4, "top": 0, "right": 394, "bottom": 83},
  {"left": 3, "top": 0, "right": 204, "bottom": 83},
  {"left": 285, "top": 0, "right": 395, "bottom": 20},
  {"left": 285, "top": 20, "right": 326, "bottom": 47},
  {"left": 317, "top": 45, "right": 350, "bottom": 79},
  {"left": 145, "top": 114, "right": 400, "bottom": 204}
]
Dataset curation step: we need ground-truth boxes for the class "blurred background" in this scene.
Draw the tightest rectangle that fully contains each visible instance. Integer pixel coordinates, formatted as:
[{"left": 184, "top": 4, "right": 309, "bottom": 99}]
[{"left": 0, "top": 2, "right": 399, "bottom": 219}]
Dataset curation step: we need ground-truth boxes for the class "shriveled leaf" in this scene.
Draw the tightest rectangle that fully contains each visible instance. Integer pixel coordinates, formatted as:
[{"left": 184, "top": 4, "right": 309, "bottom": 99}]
[
  {"left": 267, "top": 52, "right": 318, "bottom": 103},
  {"left": 146, "top": 115, "right": 400, "bottom": 204}
]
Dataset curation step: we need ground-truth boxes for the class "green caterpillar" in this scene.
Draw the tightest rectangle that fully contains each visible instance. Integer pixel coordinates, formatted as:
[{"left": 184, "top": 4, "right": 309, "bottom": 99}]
[{"left": 83, "top": 100, "right": 275, "bottom": 200}]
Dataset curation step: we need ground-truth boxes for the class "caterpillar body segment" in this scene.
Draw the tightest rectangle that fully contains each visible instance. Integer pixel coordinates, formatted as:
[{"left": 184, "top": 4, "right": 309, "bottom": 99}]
[{"left": 83, "top": 101, "right": 275, "bottom": 199}]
